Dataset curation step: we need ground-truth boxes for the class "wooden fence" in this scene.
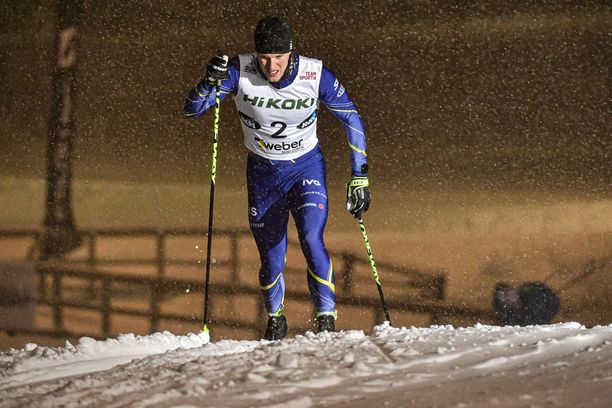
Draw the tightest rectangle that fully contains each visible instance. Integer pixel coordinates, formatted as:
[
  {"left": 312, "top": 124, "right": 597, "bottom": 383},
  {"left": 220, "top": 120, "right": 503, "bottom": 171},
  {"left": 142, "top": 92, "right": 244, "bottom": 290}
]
[{"left": 1, "top": 228, "right": 494, "bottom": 341}]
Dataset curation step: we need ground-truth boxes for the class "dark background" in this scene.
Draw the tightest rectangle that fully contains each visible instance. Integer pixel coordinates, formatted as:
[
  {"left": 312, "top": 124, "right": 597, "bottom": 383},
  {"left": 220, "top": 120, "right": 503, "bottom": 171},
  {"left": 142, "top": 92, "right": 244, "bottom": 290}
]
[
  {"left": 1, "top": 0, "right": 610, "bottom": 193},
  {"left": 0, "top": 1, "right": 611, "bottom": 347}
]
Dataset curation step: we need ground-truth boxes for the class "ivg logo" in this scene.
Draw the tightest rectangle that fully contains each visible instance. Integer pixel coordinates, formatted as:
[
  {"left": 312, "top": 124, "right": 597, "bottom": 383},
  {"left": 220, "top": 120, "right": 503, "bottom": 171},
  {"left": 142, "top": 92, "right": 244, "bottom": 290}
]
[{"left": 302, "top": 179, "right": 321, "bottom": 186}]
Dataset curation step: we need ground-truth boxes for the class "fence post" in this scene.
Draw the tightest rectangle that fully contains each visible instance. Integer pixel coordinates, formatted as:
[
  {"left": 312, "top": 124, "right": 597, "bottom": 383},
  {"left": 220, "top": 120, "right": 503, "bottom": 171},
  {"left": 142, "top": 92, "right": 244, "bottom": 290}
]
[
  {"left": 101, "top": 278, "right": 111, "bottom": 338},
  {"left": 27, "top": 231, "right": 40, "bottom": 260},
  {"left": 37, "top": 266, "right": 47, "bottom": 302},
  {"left": 342, "top": 254, "right": 355, "bottom": 294},
  {"left": 430, "top": 309, "right": 442, "bottom": 326},
  {"left": 87, "top": 232, "right": 97, "bottom": 300},
  {"left": 52, "top": 269, "right": 64, "bottom": 333},
  {"left": 256, "top": 297, "right": 265, "bottom": 338},
  {"left": 87, "top": 231, "right": 96, "bottom": 267},
  {"left": 432, "top": 273, "right": 445, "bottom": 301},
  {"left": 231, "top": 231, "right": 239, "bottom": 282},
  {"left": 150, "top": 281, "right": 161, "bottom": 333},
  {"left": 156, "top": 232, "right": 165, "bottom": 278}
]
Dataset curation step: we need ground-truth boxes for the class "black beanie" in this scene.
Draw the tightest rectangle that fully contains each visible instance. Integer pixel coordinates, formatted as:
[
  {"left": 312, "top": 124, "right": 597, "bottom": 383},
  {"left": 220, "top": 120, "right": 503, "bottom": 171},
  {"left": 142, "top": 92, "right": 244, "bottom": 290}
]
[{"left": 254, "top": 16, "right": 293, "bottom": 53}]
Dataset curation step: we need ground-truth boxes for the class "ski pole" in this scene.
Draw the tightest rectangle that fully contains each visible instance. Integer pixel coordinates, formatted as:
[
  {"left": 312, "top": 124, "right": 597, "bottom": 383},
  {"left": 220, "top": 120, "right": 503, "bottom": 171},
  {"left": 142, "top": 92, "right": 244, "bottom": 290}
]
[
  {"left": 357, "top": 216, "right": 391, "bottom": 324},
  {"left": 201, "top": 78, "right": 222, "bottom": 334}
]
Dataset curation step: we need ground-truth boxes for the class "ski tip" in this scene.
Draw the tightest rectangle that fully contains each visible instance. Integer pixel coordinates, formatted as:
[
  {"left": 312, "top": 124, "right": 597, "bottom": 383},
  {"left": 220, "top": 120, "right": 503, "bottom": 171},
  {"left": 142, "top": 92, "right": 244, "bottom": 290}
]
[{"left": 201, "top": 324, "right": 210, "bottom": 334}]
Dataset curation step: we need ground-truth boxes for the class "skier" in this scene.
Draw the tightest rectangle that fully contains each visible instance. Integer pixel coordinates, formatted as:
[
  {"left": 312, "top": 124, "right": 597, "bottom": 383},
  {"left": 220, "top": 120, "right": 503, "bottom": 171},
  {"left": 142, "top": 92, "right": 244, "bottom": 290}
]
[{"left": 184, "top": 16, "right": 370, "bottom": 340}]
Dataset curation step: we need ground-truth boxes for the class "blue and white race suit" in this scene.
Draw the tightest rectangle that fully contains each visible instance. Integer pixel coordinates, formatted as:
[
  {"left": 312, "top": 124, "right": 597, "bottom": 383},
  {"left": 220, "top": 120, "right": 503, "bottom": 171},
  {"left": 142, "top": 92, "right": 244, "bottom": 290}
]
[{"left": 184, "top": 53, "right": 368, "bottom": 318}]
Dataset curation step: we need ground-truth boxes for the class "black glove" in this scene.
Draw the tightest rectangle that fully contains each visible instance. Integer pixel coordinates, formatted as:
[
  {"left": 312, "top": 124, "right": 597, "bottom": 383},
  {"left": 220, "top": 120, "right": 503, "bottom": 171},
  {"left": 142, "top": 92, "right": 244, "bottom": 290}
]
[
  {"left": 205, "top": 54, "right": 229, "bottom": 85},
  {"left": 346, "top": 176, "right": 371, "bottom": 219}
]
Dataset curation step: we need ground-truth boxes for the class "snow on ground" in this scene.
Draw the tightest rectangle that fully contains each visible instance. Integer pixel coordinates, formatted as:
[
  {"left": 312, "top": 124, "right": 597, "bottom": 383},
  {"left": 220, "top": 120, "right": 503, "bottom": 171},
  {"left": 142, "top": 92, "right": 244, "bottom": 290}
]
[{"left": 0, "top": 323, "right": 611, "bottom": 407}]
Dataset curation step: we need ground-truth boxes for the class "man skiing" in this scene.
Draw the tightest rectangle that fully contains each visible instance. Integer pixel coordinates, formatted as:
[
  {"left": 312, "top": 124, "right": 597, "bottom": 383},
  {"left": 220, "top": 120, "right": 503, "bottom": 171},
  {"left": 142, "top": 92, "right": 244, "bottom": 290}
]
[{"left": 184, "top": 16, "right": 370, "bottom": 340}]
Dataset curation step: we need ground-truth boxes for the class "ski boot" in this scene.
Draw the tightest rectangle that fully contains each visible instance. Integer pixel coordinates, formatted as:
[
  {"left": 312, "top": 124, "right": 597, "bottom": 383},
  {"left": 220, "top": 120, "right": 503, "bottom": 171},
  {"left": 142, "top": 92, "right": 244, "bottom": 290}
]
[
  {"left": 316, "top": 314, "right": 336, "bottom": 333},
  {"left": 264, "top": 315, "right": 287, "bottom": 340}
]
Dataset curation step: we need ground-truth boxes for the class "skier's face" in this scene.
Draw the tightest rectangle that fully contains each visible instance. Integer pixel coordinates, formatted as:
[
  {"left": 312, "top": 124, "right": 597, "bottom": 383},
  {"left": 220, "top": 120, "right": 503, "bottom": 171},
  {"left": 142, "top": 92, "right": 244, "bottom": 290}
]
[{"left": 256, "top": 52, "right": 290, "bottom": 82}]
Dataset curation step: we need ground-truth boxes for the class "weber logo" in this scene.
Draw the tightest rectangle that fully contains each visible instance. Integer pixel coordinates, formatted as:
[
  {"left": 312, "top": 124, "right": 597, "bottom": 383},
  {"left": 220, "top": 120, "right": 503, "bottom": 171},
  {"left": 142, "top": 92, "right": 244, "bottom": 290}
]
[{"left": 254, "top": 137, "right": 304, "bottom": 152}]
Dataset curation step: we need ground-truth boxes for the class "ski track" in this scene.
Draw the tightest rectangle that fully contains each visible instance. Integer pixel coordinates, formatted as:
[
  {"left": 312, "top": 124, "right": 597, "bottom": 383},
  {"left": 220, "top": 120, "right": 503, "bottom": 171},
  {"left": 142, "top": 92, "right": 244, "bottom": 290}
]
[{"left": 0, "top": 323, "right": 610, "bottom": 407}]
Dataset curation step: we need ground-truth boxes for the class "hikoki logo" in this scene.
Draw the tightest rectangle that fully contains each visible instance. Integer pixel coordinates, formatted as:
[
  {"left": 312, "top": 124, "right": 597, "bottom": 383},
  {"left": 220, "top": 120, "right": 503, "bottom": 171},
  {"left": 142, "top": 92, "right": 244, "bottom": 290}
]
[
  {"left": 243, "top": 94, "right": 315, "bottom": 110},
  {"left": 300, "top": 71, "right": 317, "bottom": 80}
]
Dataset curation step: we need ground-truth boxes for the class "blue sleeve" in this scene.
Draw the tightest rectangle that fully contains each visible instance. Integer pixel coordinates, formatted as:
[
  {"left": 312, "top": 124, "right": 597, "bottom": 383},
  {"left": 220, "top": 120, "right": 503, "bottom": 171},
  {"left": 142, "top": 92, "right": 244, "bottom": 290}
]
[
  {"left": 183, "top": 57, "right": 240, "bottom": 118},
  {"left": 319, "top": 66, "right": 368, "bottom": 176}
]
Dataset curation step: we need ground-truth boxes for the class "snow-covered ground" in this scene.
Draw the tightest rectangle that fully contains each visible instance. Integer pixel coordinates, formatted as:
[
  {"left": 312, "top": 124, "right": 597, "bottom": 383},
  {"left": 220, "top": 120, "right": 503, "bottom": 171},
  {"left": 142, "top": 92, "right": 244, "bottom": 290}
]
[{"left": 0, "top": 323, "right": 611, "bottom": 407}]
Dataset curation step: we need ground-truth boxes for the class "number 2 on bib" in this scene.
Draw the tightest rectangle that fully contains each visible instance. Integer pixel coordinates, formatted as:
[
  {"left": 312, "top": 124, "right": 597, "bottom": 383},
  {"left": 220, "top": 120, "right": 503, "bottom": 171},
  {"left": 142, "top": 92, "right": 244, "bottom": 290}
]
[{"left": 270, "top": 121, "right": 287, "bottom": 138}]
